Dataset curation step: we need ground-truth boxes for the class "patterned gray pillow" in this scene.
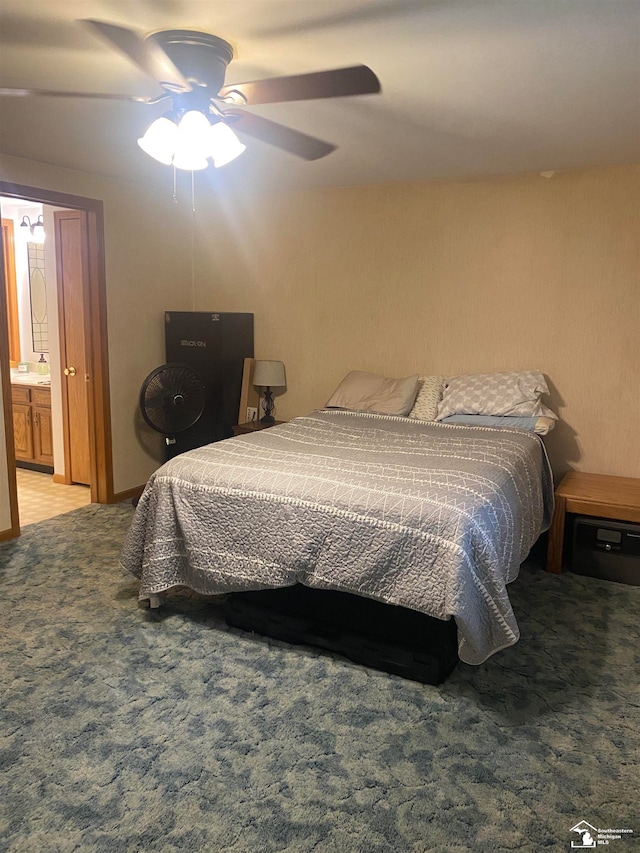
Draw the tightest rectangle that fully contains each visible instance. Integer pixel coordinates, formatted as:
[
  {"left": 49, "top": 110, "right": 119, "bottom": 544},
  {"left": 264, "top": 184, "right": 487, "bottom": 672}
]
[
  {"left": 407, "top": 375, "right": 447, "bottom": 421},
  {"left": 436, "top": 371, "right": 556, "bottom": 420}
]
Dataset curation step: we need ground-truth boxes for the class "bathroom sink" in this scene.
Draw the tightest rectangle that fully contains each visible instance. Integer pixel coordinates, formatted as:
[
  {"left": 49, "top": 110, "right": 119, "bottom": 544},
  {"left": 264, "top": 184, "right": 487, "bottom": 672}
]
[{"left": 10, "top": 372, "right": 50, "bottom": 384}]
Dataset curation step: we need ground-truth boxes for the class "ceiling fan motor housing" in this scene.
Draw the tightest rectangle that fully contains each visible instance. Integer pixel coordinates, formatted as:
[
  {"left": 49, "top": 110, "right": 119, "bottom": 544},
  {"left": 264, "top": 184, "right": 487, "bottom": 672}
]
[{"left": 149, "top": 30, "right": 234, "bottom": 95}]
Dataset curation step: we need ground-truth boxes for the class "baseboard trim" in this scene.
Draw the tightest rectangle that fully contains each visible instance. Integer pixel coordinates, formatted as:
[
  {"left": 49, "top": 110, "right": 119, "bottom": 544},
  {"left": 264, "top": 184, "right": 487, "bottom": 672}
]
[
  {"left": 52, "top": 473, "right": 67, "bottom": 485},
  {"left": 17, "top": 461, "right": 54, "bottom": 475},
  {"left": 0, "top": 524, "right": 20, "bottom": 541},
  {"left": 111, "top": 484, "right": 145, "bottom": 504}
]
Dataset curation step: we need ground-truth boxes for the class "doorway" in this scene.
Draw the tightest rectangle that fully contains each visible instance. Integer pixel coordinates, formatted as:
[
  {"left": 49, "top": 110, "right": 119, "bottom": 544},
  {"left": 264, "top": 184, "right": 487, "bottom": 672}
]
[
  {"left": 2, "top": 197, "right": 91, "bottom": 524},
  {"left": 0, "top": 182, "right": 113, "bottom": 540}
]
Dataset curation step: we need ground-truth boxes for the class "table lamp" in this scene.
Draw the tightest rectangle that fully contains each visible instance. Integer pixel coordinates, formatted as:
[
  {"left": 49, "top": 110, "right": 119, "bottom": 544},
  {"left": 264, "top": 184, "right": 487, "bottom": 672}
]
[{"left": 253, "top": 360, "right": 286, "bottom": 423}]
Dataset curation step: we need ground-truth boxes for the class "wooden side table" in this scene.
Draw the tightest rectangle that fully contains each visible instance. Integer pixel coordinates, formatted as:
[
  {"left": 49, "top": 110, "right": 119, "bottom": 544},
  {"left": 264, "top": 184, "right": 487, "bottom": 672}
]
[
  {"left": 232, "top": 420, "right": 286, "bottom": 436},
  {"left": 546, "top": 472, "right": 640, "bottom": 573}
]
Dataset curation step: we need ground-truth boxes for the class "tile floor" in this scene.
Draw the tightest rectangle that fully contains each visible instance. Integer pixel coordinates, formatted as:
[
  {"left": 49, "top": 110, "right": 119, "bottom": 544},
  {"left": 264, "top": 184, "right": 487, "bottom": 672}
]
[{"left": 16, "top": 468, "right": 92, "bottom": 527}]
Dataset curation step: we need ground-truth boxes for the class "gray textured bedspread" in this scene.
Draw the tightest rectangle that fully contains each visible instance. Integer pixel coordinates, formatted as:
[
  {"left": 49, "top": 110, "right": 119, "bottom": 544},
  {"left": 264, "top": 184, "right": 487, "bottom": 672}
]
[{"left": 121, "top": 410, "right": 554, "bottom": 664}]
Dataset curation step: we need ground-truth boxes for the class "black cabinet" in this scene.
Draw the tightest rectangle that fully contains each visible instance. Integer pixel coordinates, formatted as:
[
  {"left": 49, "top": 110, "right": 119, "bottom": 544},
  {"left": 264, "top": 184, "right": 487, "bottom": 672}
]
[{"left": 165, "top": 311, "right": 254, "bottom": 454}]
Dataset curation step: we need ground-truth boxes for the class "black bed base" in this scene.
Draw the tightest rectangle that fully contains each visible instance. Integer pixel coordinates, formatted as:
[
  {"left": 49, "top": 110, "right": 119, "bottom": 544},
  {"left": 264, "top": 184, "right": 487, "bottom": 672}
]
[{"left": 223, "top": 585, "right": 459, "bottom": 685}]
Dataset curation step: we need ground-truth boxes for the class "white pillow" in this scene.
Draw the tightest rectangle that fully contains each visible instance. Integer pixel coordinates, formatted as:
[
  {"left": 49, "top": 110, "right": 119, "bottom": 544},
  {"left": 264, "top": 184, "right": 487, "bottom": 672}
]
[
  {"left": 436, "top": 371, "right": 557, "bottom": 420},
  {"left": 407, "top": 375, "right": 447, "bottom": 421},
  {"left": 326, "top": 370, "right": 419, "bottom": 417}
]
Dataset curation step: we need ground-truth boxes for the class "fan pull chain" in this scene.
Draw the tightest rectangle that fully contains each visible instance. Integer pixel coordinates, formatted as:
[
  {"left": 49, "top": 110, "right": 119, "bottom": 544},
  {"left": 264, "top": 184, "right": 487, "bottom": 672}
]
[
  {"left": 191, "top": 172, "right": 196, "bottom": 309},
  {"left": 172, "top": 166, "right": 177, "bottom": 204}
]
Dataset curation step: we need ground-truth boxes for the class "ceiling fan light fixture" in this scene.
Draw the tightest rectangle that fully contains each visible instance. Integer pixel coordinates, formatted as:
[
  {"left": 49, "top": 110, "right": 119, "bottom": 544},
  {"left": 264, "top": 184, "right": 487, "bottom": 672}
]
[
  {"left": 137, "top": 115, "right": 178, "bottom": 165},
  {"left": 209, "top": 121, "right": 246, "bottom": 168},
  {"left": 3, "top": 20, "right": 382, "bottom": 175},
  {"left": 171, "top": 151, "right": 209, "bottom": 171}
]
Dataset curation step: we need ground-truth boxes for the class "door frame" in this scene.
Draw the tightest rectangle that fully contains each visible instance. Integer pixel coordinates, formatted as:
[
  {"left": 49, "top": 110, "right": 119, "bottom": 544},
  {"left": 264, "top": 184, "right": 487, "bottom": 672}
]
[
  {"left": 0, "top": 181, "right": 114, "bottom": 539},
  {"left": 1, "top": 218, "right": 20, "bottom": 362}
]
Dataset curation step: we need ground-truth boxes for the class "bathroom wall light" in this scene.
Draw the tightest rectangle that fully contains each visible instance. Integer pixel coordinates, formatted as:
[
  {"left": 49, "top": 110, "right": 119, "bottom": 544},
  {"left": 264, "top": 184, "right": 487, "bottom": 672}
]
[{"left": 20, "top": 214, "right": 45, "bottom": 243}]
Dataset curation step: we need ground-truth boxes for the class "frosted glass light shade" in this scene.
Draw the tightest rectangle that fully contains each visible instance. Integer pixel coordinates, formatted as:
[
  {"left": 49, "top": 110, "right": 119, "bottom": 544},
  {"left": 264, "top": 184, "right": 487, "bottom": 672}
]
[
  {"left": 138, "top": 110, "right": 247, "bottom": 171},
  {"left": 171, "top": 151, "right": 209, "bottom": 170},
  {"left": 209, "top": 122, "right": 246, "bottom": 167},
  {"left": 172, "top": 110, "right": 210, "bottom": 171},
  {"left": 137, "top": 116, "right": 178, "bottom": 165}
]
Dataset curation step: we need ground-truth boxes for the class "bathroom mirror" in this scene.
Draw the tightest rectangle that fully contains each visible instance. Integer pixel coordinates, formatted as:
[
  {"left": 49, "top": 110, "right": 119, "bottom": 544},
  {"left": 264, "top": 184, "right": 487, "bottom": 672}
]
[{"left": 27, "top": 241, "right": 48, "bottom": 352}]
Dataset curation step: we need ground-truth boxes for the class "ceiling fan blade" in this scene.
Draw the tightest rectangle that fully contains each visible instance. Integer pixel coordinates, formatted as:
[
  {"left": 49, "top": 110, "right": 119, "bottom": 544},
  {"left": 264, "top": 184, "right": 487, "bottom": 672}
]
[
  {"left": 225, "top": 109, "right": 336, "bottom": 160},
  {"left": 218, "top": 65, "right": 380, "bottom": 105},
  {"left": 0, "top": 86, "right": 157, "bottom": 102},
  {"left": 81, "top": 19, "right": 190, "bottom": 93}
]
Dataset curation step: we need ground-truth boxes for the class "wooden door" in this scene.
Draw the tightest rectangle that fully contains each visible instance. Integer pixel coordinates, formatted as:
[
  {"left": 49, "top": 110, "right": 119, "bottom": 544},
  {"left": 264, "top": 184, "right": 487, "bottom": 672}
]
[
  {"left": 55, "top": 210, "right": 91, "bottom": 485},
  {"left": 1, "top": 219, "right": 20, "bottom": 363}
]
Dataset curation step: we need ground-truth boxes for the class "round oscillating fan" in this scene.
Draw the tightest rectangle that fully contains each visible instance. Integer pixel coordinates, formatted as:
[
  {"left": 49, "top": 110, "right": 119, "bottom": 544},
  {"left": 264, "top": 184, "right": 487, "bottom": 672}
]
[{"left": 139, "top": 363, "right": 206, "bottom": 454}]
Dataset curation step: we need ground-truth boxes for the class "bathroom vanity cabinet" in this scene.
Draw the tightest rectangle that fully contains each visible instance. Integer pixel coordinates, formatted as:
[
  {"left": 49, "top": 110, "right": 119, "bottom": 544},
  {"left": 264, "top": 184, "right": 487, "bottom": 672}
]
[{"left": 11, "top": 383, "right": 53, "bottom": 470}]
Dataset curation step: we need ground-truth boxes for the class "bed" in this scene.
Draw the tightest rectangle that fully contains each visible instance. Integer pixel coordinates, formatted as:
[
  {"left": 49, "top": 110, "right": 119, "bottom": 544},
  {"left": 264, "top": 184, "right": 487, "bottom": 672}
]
[{"left": 120, "top": 408, "right": 554, "bottom": 666}]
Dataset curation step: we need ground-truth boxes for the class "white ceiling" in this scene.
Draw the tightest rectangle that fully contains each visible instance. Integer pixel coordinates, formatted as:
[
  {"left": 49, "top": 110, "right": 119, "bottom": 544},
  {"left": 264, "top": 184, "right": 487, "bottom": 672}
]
[
  {"left": 0, "top": 197, "right": 42, "bottom": 217},
  {"left": 0, "top": 0, "right": 638, "bottom": 193}
]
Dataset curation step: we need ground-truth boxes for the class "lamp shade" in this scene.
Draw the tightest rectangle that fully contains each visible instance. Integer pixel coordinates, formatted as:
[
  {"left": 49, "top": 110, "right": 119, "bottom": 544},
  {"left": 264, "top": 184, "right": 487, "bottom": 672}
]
[
  {"left": 209, "top": 122, "right": 246, "bottom": 168},
  {"left": 138, "top": 110, "right": 247, "bottom": 171},
  {"left": 253, "top": 360, "right": 286, "bottom": 388},
  {"left": 137, "top": 116, "right": 178, "bottom": 165},
  {"left": 172, "top": 110, "right": 210, "bottom": 171}
]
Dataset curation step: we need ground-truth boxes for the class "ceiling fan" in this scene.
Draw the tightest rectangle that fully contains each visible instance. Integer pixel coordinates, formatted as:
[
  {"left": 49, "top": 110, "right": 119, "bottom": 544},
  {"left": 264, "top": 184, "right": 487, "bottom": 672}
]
[{"left": 0, "top": 20, "right": 382, "bottom": 169}]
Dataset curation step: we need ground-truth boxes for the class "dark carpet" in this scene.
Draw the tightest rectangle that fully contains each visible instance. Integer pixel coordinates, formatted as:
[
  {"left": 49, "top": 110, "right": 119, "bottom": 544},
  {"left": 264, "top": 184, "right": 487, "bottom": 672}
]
[{"left": 1, "top": 503, "right": 638, "bottom": 852}]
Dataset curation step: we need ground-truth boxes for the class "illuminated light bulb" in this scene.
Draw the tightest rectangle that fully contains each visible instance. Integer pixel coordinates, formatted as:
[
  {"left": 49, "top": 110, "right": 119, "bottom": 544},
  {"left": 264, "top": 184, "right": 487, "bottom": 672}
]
[
  {"left": 137, "top": 116, "right": 178, "bottom": 165},
  {"left": 209, "top": 121, "right": 246, "bottom": 167},
  {"left": 172, "top": 110, "right": 211, "bottom": 171}
]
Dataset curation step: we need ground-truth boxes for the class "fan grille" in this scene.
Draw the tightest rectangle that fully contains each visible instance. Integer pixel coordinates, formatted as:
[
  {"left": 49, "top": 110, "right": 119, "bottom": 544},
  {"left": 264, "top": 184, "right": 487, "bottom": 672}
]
[{"left": 140, "top": 364, "right": 206, "bottom": 434}]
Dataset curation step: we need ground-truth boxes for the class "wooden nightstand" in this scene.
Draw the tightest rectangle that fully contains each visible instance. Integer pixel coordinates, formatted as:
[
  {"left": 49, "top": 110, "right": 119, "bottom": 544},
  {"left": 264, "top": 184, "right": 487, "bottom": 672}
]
[
  {"left": 232, "top": 420, "right": 286, "bottom": 436},
  {"left": 546, "top": 472, "right": 640, "bottom": 573}
]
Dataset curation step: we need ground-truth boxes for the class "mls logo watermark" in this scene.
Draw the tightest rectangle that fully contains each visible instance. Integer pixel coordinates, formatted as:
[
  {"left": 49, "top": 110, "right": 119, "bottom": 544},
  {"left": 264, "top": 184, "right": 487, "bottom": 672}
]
[
  {"left": 570, "top": 820, "right": 634, "bottom": 847},
  {"left": 571, "top": 822, "right": 597, "bottom": 848}
]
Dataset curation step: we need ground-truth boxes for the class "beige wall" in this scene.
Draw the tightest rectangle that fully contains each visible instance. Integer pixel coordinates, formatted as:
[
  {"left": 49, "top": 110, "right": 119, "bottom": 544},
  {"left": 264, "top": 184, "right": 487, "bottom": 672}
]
[
  {"left": 0, "top": 155, "right": 638, "bottom": 537},
  {"left": 196, "top": 165, "right": 640, "bottom": 479}
]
